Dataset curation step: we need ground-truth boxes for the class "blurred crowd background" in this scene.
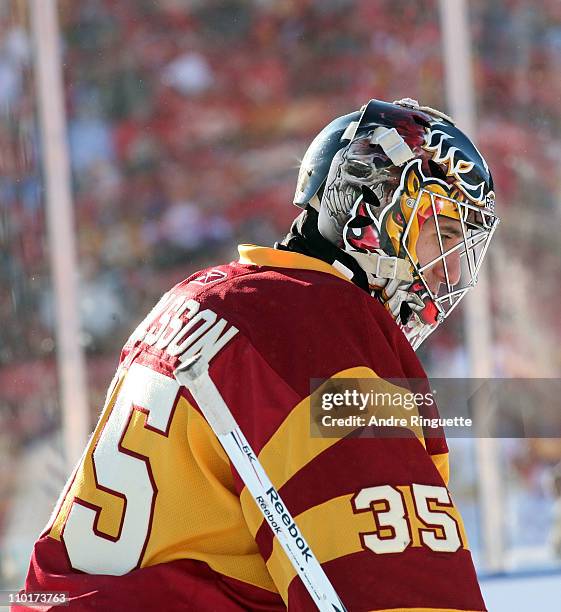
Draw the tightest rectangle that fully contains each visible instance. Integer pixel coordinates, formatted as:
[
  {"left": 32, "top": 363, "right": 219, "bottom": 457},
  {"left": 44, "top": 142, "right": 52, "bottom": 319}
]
[{"left": 1, "top": 0, "right": 561, "bottom": 590}]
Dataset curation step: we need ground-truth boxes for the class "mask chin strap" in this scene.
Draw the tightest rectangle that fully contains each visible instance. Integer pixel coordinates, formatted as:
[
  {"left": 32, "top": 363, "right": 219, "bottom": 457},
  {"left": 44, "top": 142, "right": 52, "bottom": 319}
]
[
  {"left": 347, "top": 250, "right": 413, "bottom": 283},
  {"left": 346, "top": 249, "right": 427, "bottom": 328}
]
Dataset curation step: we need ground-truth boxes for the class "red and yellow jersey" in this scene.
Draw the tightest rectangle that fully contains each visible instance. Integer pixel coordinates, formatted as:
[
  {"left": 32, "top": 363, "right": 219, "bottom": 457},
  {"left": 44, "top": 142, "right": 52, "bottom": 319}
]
[{"left": 19, "top": 245, "right": 486, "bottom": 612}]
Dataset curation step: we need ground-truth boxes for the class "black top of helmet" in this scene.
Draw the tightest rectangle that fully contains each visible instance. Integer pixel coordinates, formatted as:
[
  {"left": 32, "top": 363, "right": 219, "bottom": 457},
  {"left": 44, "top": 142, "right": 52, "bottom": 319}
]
[
  {"left": 294, "top": 99, "right": 494, "bottom": 207},
  {"left": 294, "top": 109, "right": 362, "bottom": 207}
]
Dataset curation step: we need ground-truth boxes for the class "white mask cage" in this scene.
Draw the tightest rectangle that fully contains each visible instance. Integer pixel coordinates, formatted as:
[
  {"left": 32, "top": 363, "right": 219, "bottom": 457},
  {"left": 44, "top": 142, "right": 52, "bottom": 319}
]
[{"left": 400, "top": 188, "right": 499, "bottom": 349}]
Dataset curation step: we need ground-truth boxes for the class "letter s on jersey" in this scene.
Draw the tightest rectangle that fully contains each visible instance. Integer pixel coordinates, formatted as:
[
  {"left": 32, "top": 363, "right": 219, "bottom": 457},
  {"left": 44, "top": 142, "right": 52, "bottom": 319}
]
[{"left": 142, "top": 296, "right": 239, "bottom": 364}]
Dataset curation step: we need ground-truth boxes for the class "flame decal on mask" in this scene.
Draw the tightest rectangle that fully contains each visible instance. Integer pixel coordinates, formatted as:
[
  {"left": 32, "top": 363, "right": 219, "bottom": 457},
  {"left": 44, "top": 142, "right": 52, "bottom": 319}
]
[{"left": 424, "top": 121, "right": 492, "bottom": 205}]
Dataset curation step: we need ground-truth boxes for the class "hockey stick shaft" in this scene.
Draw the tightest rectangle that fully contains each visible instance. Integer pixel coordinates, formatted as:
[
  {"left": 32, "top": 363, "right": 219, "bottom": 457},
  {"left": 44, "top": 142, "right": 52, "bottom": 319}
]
[{"left": 174, "top": 356, "right": 346, "bottom": 612}]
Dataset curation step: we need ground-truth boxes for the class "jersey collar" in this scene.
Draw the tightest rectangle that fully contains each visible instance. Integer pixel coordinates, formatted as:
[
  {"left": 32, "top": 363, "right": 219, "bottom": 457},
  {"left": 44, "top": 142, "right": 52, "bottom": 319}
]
[{"left": 238, "top": 245, "right": 352, "bottom": 283}]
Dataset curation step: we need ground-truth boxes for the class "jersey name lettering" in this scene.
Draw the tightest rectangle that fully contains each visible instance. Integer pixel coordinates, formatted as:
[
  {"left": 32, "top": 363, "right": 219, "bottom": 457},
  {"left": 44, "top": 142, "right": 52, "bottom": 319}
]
[{"left": 141, "top": 295, "right": 239, "bottom": 363}]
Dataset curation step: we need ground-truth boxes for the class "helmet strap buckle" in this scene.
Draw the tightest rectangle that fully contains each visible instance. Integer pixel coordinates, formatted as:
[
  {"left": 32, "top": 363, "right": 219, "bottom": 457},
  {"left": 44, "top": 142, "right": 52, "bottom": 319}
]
[
  {"left": 371, "top": 127, "right": 415, "bottom": 166},
  {"left": 376, "top": 255, "right": 398, "bottom": 280}
]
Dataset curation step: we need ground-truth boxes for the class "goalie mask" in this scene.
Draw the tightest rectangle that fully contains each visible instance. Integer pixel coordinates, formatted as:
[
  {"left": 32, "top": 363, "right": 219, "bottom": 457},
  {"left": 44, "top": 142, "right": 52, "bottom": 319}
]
[{"left": 294, "top": 98, "right": 499, "bottom": 350}]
